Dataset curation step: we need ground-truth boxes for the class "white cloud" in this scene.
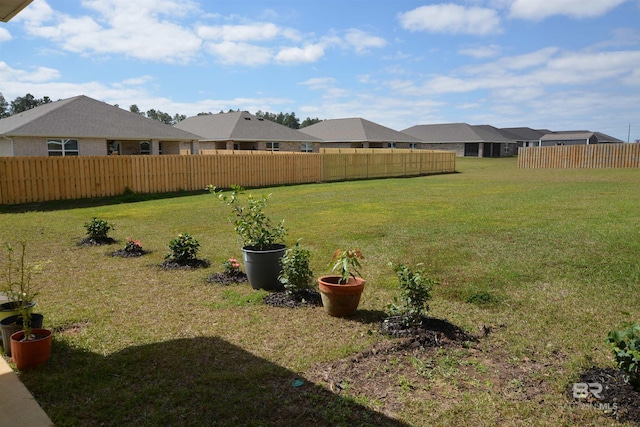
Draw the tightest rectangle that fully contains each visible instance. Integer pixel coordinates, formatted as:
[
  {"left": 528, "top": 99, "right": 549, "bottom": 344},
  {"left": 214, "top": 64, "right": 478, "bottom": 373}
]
[
  {"left": 197, "top": 23, "right": 288, "bottom": 42},
  {"left": 299, "top": 77, "right": 336, "bottom": 90},
  {"left": 205, "top": 41, "right": 273, "bottom": 66},
  {"left": 509, "top": 0, "right": 628, "bottom": 20},
  {"left": 275, "top": 43, "right": 325, "bottom": 64},
  {"left": 0, "top": 61, "right": 60, "bottom": 83},
  {"left": 458, "top": 44, "right": 502, "bottom": 59},
  {"left": 344, "top": 29, "right": 387, "bottom": 53},
  {"left": 398, "top": 4, "right": 501, "bottom": 36},
  {"left": 0, "top": 28, "right": 12, "bottom": 42},
  {"left": 19, "top": 0, "right": 202, "bottom": 63}
]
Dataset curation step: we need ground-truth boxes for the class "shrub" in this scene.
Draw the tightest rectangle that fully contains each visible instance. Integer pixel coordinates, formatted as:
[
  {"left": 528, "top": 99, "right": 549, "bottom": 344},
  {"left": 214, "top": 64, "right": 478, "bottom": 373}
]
[
  {"left": 222, "top": 258, "right": 241, "bottom": 276},
  {"left": 166, "top": 233, "right": 200, "bottom": 263},
  {"left": 123, "top": 237, "right": 144, "bottom": 254},
  {"left": 84, "top": 217, "right": 113, "bottom": 240},
  {"left": 330, "top": 248, "right": 364, "bottom": 284},
  {"left": 279, "top": 241, "right": 314, "bottom": 292},
  {"left": 606, "top": 322, "right": 640, "bottom": 390},
  {"left": 388, "top": 263, "right": 437, "bottom": 327}
]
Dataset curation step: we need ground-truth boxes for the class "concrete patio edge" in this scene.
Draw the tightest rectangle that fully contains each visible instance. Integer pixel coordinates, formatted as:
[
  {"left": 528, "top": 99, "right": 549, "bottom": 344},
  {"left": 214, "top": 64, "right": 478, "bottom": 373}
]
[{"left": 0, "top": 355, "right": 54, "bottom": 426}]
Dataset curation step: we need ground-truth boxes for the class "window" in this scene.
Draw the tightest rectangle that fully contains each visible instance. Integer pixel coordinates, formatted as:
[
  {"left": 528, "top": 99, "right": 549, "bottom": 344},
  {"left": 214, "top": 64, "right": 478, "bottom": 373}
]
[
  {"left": 410, "top": 143, "right": 417, "bottom": 149},
  {"left": 140, "top": 141, "right": 150, "bottom": 155},
  {"left": 300, "top": 142, "right": 313, "bottom": 153},
  {"left": 266, "top": 142, "right": 279, "bottom": 151},
  {"left": 389, "top": 142, "right": 396, "bottom": 149},
  {"left": 47, "top": 139, "right": 78, "bottom": 156}
]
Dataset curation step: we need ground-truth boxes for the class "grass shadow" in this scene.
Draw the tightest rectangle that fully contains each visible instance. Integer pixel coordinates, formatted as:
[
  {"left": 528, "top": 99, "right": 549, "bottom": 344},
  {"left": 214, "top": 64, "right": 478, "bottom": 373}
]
[{"left": 18, "top": 337, "right": 411, "bottom": 426}]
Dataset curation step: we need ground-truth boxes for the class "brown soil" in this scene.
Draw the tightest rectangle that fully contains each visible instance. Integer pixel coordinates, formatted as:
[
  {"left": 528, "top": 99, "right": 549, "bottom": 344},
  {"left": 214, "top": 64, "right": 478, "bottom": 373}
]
[
  {"left": 569, "top": 367, "right": 640, "bottom": 424},
  {"left": 109, "top": 249, "right": 149, "bottom": 258},
  {"left": 205, "top": 271, "right": 248, "bottom": 285},
  {"left": 263, "top": 289, "right": 322, "bottom": 308},
  {"left": 77, "top": 237, "right": 117, "bottom": 246},
  {"left": 159, "top": 259, "right": 211, "bottom": 270}
]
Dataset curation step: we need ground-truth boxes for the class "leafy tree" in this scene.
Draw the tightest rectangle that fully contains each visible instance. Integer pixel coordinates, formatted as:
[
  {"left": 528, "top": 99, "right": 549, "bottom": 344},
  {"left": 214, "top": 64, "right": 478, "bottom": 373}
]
[
  {"left": 300, "top": 117, "right": 321, "bottom": 128},
  {"left": 146, "top": 109, "right": 173, "bottom": 125},
  {"left": 173, "top": 113, "right": 186, "bottom": 123},
  {"left": 129, "top": 104, "right": 145, "bottom": 116},
  {"left": 282, "top": 112, "right": 300, "bottom": 129},
  {"left": 0, "top": 93, "right": 9, "bottom": 118},
  {"left": 10, "top": 94, "right": 52, "bottom": 115}
]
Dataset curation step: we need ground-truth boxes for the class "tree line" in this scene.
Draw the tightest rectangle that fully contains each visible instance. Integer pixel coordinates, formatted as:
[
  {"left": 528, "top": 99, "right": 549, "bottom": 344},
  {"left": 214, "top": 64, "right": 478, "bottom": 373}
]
[{"left": 0, "top": 93, "right": 322, "bottom": 129}]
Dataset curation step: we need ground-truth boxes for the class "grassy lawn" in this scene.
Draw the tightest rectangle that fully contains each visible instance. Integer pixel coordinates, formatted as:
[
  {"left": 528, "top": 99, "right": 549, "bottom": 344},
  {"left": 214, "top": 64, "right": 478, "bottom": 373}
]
[{"left": 1, "top": 157, "right": 639, "bottom": 426}]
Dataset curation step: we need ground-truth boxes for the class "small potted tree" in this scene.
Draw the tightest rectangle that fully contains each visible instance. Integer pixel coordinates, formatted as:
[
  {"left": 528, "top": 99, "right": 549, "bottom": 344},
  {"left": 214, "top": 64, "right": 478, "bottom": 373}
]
[
  {"left": 1, "top": 242, "right": 52, "bottom": 369},
  {"left": 317, "top": 248, "right": 365, "bottom": 317},
  {"left": 210, "top": 185, "right": 287, "bottom": 291}
]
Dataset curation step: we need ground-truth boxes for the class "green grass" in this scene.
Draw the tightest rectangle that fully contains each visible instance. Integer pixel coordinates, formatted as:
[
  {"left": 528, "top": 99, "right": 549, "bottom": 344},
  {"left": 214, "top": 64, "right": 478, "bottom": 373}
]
[{"left": 2, "top": 157, "right": 639, "bottom": 426}]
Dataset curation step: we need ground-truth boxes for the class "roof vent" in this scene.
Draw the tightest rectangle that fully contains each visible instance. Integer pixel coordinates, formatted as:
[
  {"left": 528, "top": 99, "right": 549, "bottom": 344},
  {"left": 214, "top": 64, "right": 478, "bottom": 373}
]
[{"left": 244, "top": 117, "right": 251, "bottom": 120}]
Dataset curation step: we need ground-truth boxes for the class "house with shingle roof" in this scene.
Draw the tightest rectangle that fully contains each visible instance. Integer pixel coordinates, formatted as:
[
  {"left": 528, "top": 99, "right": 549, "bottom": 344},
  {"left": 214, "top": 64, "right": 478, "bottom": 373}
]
[
  {"left": 174, "top": 111, "right": 322, "bottom": 152},
  {"left": 539, "top": 131, "right": 623, "bottom": 146},
  {"left": 401, "top": 123, "right": 515, "bottom": 157},
  {"left": 497, "top": 127, "right": 551, "bottom": 149},
  {"left": 298, "top": 117, "right": 423, "bottom": 149},
  {"left": 0, "top": 95, "right": 201, "bottom": 156}
]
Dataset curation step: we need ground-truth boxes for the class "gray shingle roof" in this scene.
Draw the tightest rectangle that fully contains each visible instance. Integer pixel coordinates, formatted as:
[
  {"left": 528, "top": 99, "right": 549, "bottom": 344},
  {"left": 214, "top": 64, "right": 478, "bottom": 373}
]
[
  {"left": 0, "top": 95, "right": 201, "bottom": 141},
  {"left": 402, "top": 123, "right": 512, "bottom": 143},
  {"left": 174, "top": 111, "right": 321, "bottom": 142},
  {"left": 540, "top": 131, "right": 623, "bottom": 143},
  {"left": 298, "top": 117, "right": 422, "bottom": 143},
  {"left": 498, "top": 127, "right": 548, "bottom": 141}
]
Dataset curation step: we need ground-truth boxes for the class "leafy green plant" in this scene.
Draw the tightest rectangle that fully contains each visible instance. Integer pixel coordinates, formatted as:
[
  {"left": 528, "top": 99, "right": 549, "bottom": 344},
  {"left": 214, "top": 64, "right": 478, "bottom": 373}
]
[
  {"left": 388, "top": 263, "right": 436, "bottom": 327},
  {"left": 222, "top": 258, "right": 241, "bottom": 276},
  {"left": 1, "top": 242, "right": 41, "bottom": 339},
  {"left": 166, "top": 233, "right": 200, "bottom": 263},
  {"left": 84, "top": 217, "right": 114, "bottom": 241},
  {"left": 606, "top": 322, "right": 640, "bottom": 390},
  {"left": 279, "top": 241, "right": 314, "bottom": 292},
  {"left": 123, "top": 237, "right": 144, "bottom": 254},
  {"left": 209, "top": 185, "right": 287, "bottom": 250},
  {"left": 329, "top": 248, "right": 364, "bottom": 284}
]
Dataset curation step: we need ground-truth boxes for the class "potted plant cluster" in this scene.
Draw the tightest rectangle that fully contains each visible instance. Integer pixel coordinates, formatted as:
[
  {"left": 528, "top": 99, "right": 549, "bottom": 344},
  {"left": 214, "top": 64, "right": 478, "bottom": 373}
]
[
  {"left": 0, "top": 242, "right": 52, "bottom": 369},
  {"left": 210, "top": 185, "right": 287, "bottom": 291},
  {"left": 318, "top": 248, "right": 366, "bottom": 317}
]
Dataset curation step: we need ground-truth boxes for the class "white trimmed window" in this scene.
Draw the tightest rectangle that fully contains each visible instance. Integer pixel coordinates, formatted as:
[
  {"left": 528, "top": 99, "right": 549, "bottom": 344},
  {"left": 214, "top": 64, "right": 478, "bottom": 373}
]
[
  {"left": 410, "top": 143, "right": 417, "bottom": 149},
  {"left": 389, "top": 142, "right": 397, "bottom": 149},
  {"left": 266, "top": 142, "right": 279, "bottom": 151},
  {"left": 47, "top": 139, "right": 79, "bottom": 156},
  {"left": 301, "top": 142, "right": 313, "bottom": 153}
]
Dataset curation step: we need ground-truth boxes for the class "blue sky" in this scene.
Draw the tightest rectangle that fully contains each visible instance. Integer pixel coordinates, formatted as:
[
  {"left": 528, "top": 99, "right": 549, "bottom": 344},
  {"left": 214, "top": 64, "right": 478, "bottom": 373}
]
[{"left": 1, "top": 0, "right": 639, "bottom": 141}]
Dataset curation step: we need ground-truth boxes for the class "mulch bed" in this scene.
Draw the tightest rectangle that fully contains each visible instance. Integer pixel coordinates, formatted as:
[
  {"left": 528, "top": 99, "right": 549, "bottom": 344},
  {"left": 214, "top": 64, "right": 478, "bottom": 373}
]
[
  {"left": 159, "top": 259, "right": 210, "bottom": 270},
  {"left": 381, "top": 315, "right": 478, "bottom": 348},
  {"left": 205, "top": 271, "right": 248, "bottom": 285},
  {"left": 263, "top": 289, "right": 322, "bottom": 308},
  {"left": 77, "top": 237, "right": 117, "bottom": 246},
  {"left": 569, "top": 366, "right": 640, "bottom": 424},
  {"left": 109, "top": 249, "right": 149, "bottom": 258}
]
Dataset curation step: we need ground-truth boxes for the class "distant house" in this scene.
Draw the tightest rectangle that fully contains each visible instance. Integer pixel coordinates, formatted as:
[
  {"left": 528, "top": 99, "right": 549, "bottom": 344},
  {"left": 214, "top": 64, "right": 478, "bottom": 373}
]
[
  {"left": 497, "top": 127, "right": 551, "bottom": 149},
  {"left": 298, "top": 117, "right": 423, "bottom": 149},
  {"left": 401, "top": 123, "right": 515, "bottom": 157},
  {"left": 0, "top": 95, "right": 201, "bottom": 157},
  {"left": 174, "top": 111, "right": 322, "bottom": 152},
  {"left": 539, "top": 131, "right": 623, "bottom": 146}
]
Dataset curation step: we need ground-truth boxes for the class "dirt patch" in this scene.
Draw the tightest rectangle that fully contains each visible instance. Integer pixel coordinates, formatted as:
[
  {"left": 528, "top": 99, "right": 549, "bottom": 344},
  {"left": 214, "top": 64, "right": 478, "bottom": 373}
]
[
  {"left": 77, "top": 237, "right": 116, "bottom": 246},
  {"left": 263, "top": 290, "right": 322, "bottom": 308},
  {"left": 205, "top": 271, "right": 248, "bottom": 286},
  {"left": 109, "top": 249, "right": 150, "bottom": 258},
  {"left": 305, "top": 317, "right": 558, "bottom": 420},
  {"left": 159, "top": 259, "right": 210, "bottom": 270},
  {"left": 569, "top": 367, "right": 640, "bottom": 424}
]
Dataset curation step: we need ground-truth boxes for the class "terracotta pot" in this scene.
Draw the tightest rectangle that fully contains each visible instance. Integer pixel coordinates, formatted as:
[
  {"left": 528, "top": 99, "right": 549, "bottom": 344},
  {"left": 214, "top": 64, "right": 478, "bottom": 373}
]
[
  {"left": 10, "top": 328, "right": 52, "bottom": 370},
  {"left": 318, "top": 275, "right": 365, "bottom": 317},
  {"left": 1, "top": 313, "right": 44, "bottom": 356}
]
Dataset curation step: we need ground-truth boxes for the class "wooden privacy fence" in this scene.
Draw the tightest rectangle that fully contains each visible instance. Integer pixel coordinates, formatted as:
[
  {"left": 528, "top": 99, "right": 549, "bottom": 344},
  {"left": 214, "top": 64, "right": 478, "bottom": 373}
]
[
  {"left": 0, "top": 149, "right": 455, "bottom": 205},
  {"left": 518, "top": 143, "right": 640, "bottom": 168}
]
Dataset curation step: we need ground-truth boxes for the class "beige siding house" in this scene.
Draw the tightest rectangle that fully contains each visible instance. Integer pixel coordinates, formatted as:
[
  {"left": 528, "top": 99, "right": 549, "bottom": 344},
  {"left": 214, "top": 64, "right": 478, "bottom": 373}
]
[
  {"left": 174, "top": 111, "right": 322, "bottom": 152},
  {"left": 0, "top": 95, "right": 201, "bottom": 157}
]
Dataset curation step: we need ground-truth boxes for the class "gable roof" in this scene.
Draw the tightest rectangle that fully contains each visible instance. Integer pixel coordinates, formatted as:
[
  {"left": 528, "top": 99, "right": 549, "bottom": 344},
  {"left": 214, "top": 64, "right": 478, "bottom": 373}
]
[
  {"left": 498, "top": 127, "right": 549, "bottom": 141},
  {"left": 174, "top": 111, "right": 321, "bottom": 142},
  {"left": 298, "top": 117, "right": 422, "bottom": 143},
  {"left": 0, "top": 95, "right": 200, "bottom": 141},
  {"left": 540, "top": 131, "right": 623, "bottom": 143},
  {"left": 402, "top": 123, "right": 512, "bottom": 143}
]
